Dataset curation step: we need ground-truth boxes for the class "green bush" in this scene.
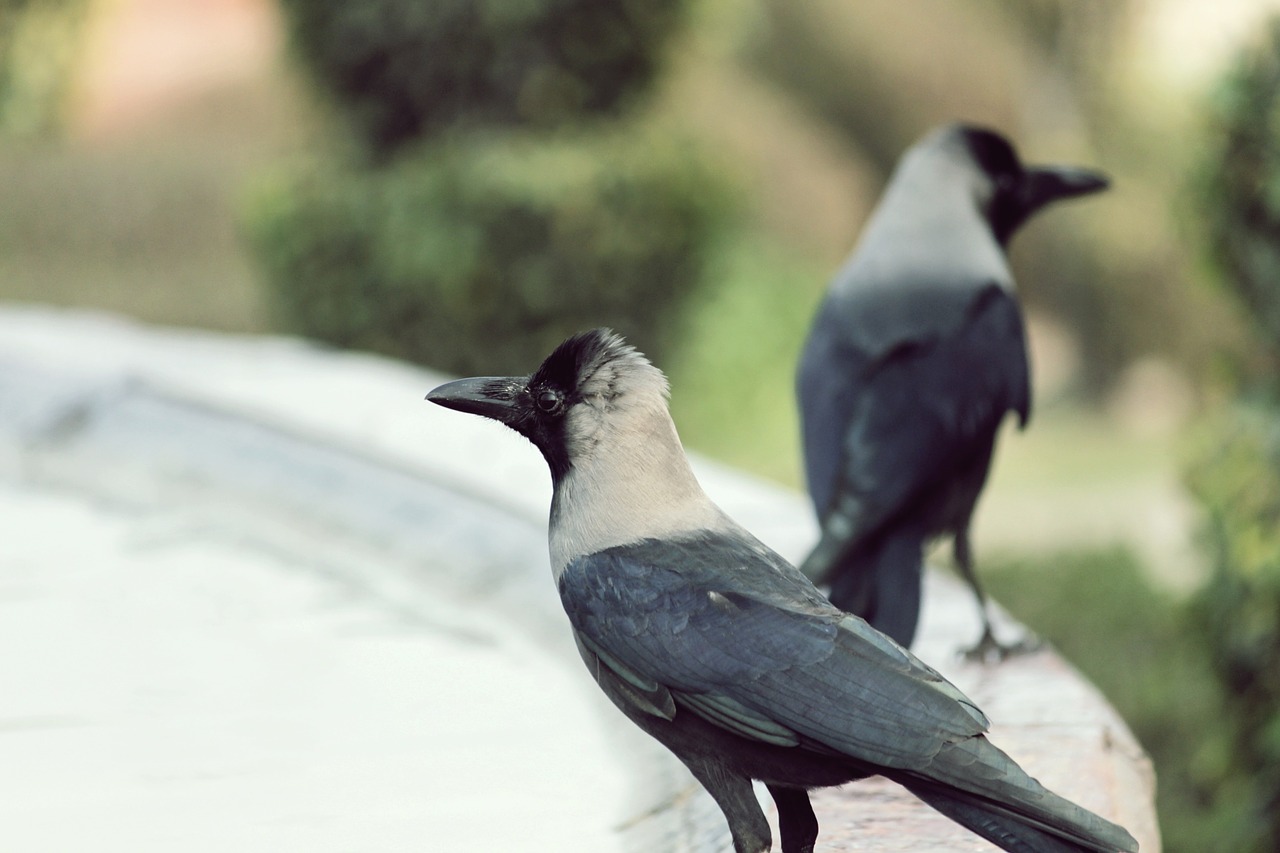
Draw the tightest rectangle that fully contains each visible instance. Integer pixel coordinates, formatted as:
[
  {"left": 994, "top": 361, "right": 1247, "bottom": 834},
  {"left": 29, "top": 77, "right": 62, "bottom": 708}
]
[
  {"left": 1200, "top": 17, "right": 1280, "bottom": 376},
  {"left": 1181, "top": 18, "right": 1280, "bottom": 852},
  {"left": 278, "top": 0, "right": 688, "bottom": 158},
  {"left": 1184, "top": 407, "right": 1280, "bottom": 853},
  {"left": 244, "top": 130, "right": 733, "bottom": 375}
]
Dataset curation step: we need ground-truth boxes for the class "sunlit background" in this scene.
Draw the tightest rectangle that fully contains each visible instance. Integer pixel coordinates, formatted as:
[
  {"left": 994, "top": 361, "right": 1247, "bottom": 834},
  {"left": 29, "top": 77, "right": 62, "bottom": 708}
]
[{"left": 3, "top": 1, "right": 1280, "bottom": 850}]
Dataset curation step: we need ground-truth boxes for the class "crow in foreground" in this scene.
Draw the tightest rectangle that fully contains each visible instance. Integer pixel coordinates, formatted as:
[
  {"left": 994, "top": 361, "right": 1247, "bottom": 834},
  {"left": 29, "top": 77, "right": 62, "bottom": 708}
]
[
  {"left": 428, "top": 328, "right": 1137, "bottom": 853},
  {"left": 797, "top": 124, "right": 1109, "bottom": 660}
]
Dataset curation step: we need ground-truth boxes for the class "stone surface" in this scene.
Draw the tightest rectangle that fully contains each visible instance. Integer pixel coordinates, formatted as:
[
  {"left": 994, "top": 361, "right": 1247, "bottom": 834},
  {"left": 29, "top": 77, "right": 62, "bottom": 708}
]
[{"left": 0, "top": 481, "right": 623, "bottom": 852}]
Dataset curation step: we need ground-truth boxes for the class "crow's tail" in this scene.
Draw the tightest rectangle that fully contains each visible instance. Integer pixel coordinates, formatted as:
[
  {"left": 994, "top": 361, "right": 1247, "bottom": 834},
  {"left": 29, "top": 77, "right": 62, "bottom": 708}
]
[
  {"left": 802, "top": 530, "right": 923, "bottom": 649},
  {"left": 891, "top": 737, "right": 1139, "bottom": 853}
]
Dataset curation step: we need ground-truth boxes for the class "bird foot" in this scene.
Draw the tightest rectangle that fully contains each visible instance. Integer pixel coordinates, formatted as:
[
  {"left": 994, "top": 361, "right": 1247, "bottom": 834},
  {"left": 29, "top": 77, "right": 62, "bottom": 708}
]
[{"left": 959, "top": 630, "right": 1043, "bottom": 664}]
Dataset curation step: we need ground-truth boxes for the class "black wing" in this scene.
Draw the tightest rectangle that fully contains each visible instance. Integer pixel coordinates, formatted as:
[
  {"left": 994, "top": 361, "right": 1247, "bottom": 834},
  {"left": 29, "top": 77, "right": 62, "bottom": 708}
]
[
  {"left": 559, "top": 531, "right": 989, "bottom": 770},
  {"left": 802, "top": 284, "right": 1030, "bottom": 550},
  {"left": 797, "top": 305, "right": 872, "bottom": 518}
]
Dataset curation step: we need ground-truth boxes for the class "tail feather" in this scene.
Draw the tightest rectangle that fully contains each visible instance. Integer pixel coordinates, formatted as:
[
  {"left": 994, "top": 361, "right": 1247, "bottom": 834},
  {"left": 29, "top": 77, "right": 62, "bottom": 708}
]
[
  {"left": 906, "top": 783, "right": 1102, "bottom": 853},
  {"left": 892, "top": 736, "right": 1139, "bottom": 852},
  {"left": 803, "top": 531, "right": 924, "bottom": 648}
]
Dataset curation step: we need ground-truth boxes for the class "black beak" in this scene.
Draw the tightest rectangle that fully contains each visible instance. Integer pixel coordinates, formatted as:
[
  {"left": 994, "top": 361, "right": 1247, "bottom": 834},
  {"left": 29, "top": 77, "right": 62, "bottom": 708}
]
[
  {"left": 1020, "top": 164, "right": 1110, "bottom": 214},
  {"left": 426, "top": 376, "right": 524, "bottom": 424}
]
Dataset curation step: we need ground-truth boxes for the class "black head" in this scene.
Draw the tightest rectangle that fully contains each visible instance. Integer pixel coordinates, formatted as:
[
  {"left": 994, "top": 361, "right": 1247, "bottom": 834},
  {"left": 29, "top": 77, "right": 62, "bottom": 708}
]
[
  {"left": 950, "top": 124, "right": 1110, "bottom": 244},
  {"left": 426, "top": 328, "right": 665, "bottom": 483}
]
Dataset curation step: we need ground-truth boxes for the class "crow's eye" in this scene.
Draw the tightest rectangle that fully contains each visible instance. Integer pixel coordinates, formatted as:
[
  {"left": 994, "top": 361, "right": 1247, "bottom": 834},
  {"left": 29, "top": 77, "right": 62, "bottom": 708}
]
[{"left": 535, "top": 389, "right": 562, "bottom": 413}]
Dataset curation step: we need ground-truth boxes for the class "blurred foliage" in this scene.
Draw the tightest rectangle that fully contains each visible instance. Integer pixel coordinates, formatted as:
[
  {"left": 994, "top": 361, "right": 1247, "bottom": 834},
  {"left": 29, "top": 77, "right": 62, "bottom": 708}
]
[
  {"left": 1183, "top": 409, "right": 1280, "bottom": 853},
  {"left": 0, "top": 0, "right": 86, "bottom": 137},
  {"left": 985, "top": 548, "right": 1233, "bottom": 853},
  {"left": 1175, "top": 19, "right": 1280, "bottom": 853},
  {"left": 245, "top": 129, "right": 733, "bottom": 376},
  {"left": 253, "top": 0, "right": 729, "bottom": 376},
  {"left": 1198, "top": 17, "right": 1280, "bottom": 387},
  {"left": 668, "top": 228, "right": 827, "bottom": 484},
  {"left": 745, "top": 0, "right": 1024, "bottom": 174},
  {"left": 277, "top": 0, "right": 687, "bottom": 160}
]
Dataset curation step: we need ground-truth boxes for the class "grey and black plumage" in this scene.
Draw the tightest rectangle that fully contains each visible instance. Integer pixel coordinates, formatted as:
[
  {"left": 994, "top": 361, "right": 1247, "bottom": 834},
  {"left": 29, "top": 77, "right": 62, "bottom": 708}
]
[
  {"left": 797, "top": 123, "right": 1110, "bottom": 659},
  {"left": 427, "top": 328, "right": 1137, "bottom": 853}
]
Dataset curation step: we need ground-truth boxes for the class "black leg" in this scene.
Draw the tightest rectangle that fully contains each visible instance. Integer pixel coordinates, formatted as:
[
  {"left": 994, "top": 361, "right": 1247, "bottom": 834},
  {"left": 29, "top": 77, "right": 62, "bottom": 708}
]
[
  {"left": 954, "top": 529, "right": 1040, "bottom": 662},
  {"left": 687, "top": 762, "right": 771, "bottom": 853},
  {"left": 767, "top": 784, "right": 818, "bottom": 853}
]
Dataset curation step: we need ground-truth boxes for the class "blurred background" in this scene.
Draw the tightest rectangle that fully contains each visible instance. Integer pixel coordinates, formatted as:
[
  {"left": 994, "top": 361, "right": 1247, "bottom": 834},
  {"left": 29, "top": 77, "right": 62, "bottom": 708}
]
[{"left": 3, "top": 0, "right": 1279, "bottom": 850}]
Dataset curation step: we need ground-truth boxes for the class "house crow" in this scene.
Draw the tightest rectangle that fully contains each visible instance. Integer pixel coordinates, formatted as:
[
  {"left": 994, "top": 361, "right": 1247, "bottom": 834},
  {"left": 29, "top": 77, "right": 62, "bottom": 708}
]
[
  {"left": 428, "top": 328, "right": 1136, "bottom": 853},
  {"left": 796, "top": 124, "right": 1109, "bottom": 659}
]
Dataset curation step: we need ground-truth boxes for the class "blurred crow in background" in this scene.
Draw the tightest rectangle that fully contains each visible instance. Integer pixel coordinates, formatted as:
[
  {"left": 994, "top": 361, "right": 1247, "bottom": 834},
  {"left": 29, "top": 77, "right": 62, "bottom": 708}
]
[
  {"left": 428, "top": 329, "right": 1137, "bottom": 853},
  {"left": 796, "top": 124, "right": 1109, "bottom": 660}
]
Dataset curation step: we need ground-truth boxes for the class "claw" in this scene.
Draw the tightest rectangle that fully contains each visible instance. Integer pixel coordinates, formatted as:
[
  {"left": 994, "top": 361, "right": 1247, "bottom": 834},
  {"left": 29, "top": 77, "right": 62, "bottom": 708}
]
[{"left": 960, "top": 628, "right": 1043, "bottom": 664}]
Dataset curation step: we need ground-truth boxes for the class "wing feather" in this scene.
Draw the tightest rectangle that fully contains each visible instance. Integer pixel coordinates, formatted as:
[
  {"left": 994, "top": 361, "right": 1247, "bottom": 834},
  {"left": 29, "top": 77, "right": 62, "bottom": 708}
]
[
  {"left": 803, "top": 284, "right": 1031, "bottom": 568},
  {"left": 559, "top": 532, "right": 989, "bottom": 770}
]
